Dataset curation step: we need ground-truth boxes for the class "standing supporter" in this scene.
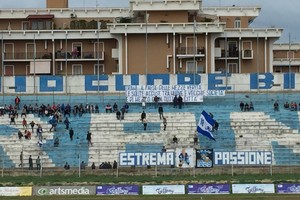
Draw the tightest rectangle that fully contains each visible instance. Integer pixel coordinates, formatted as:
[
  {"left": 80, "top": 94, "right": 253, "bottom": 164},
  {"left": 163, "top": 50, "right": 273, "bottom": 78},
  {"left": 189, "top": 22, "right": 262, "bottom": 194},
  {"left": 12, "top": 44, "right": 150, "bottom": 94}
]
[
  {"left": 142, "top": 118, "right": 148, "bottom": 130},
  {"left": 158, "top": 104, "right": 164, "bottom": 119},
  {"left": 69, "top": 128, "right": 74, "bottom": 141},
  {"left": 19, "top": 151, "right": 23, "bottom": 168},
  {"left": 173, "top": 95, "right": 178, "bottom": 108},
  {"left": 141, "top": 111, "right": 146, "bottom": 121},
  {"left": 116, "top": 110, "right": 121, "bottom": 120},
  {"left": 177, "top": 95, "right": 183, "bottom": 109},
  {"left": 30, "top": 121, "right": 35, "bottom": 133},
  {"left": 141, "top": 98, "right": 146, "bottom": 110},
  {"left": 91, "top": 162, "right": 96, "bottom": 170},
  {"left": 37, "top": 124, "right": 43, "bottom": 140},
  {"left": 54, "top": 137, "right": 59, "bottom": 147},
  {"left": 193, "top": 133, "right": 198, "bottom": 145},
  {"left": 36, "top": 156, "right": 41, "bottom": 170},
  {"left": 15, "top": 96, "right": 20, "bottom": 110},
  {"left": 163, "top": 117, "right": 167, "bottom": 131},
  {"left": 153, "top": 96, "right": 159, "bottom": 108},
  {"left": 22, "top": 118, "right": 27, "bottom": 128},
  {"left": 28, "top": 155, "right": 33, "bottom": 170},
  {"left": 86, "top": 131, "right": 92, "bottom": 146},
  {"left": 121, "top": 106, "right": 126, "bottom": 120},
  {"left": 64, "top": 117, "right": 70, "bottom": 130}
]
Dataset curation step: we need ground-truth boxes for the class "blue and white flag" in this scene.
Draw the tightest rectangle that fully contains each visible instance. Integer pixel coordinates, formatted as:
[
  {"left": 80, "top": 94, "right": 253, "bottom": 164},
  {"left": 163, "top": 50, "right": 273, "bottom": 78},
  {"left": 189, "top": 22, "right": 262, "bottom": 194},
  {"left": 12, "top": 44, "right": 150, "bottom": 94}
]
[{"left": 197, "top": 111, "right": 216, "bottom": 141}]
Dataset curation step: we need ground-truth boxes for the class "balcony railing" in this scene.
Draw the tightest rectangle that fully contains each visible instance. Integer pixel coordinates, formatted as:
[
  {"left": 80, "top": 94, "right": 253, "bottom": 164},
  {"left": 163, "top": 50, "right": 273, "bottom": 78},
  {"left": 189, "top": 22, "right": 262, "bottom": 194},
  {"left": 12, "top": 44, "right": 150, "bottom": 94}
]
[
  {"left": 4, "top": 52, "right": 52, "bottom": 60},
  {"left": 176, "top": 47, "right": 205, "bottom": 55},
  {"left": 221, "top": 50, "right": 239, "bottom": 58},
  {"left": 55, "top": 51, "right": 104, "bottom": 60}
]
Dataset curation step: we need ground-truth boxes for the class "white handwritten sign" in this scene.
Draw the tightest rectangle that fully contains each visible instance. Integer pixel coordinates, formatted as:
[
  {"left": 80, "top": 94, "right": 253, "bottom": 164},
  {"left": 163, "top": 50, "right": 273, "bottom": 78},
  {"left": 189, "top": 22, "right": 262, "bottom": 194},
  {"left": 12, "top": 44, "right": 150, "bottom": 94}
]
[{"left": 125, "top": 85, "right": 203, "bottom": 103}]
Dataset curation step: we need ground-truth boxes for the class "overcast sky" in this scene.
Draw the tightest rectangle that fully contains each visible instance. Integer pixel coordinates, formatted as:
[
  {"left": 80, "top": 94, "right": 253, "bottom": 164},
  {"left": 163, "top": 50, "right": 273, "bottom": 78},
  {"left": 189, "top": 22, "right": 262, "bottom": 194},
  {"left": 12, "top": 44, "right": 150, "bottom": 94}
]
[{"left": 1, "top": 0, "right": 298, "bottom": 43}]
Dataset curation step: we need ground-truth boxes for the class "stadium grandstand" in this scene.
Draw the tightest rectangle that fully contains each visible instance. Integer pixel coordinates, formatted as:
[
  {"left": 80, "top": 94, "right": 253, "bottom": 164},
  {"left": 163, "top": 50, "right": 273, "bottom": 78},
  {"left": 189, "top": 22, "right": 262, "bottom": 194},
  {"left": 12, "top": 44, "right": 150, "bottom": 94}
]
[{"left": 0, "top": 0, "right": 300, "bottom": 175}]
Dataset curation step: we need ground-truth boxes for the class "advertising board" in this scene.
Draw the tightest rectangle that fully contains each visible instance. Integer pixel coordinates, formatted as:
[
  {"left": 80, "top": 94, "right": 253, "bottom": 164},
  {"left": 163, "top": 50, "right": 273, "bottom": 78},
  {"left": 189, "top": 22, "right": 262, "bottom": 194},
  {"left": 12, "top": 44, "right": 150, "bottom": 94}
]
[
  {"left": 33, "top": 186, "right": 95, "bottom": 196},
  {"left": 142, "top": 185, "right": 185, "bottom": 195},
  {"left": 96, "top": 185, "right": 139, "bottom": 195}
]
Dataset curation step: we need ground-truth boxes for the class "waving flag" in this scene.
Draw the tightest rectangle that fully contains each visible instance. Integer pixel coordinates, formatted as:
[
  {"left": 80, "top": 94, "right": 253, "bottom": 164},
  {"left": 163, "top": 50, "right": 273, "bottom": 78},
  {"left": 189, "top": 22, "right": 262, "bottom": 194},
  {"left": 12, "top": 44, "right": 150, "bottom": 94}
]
[{"left": 197, "top": 111, "right": 216, "bottom": 141}]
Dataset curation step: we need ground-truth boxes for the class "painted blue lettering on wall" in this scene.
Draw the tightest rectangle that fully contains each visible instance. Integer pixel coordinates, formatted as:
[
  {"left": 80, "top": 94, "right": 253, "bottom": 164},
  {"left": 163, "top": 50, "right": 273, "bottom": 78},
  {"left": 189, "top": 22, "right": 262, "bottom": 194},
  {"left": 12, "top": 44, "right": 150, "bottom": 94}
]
[
  {"left": 177, "top": 74, "right": 201, "bottom": 85},
  {"left": 283, "top": 73, "right": 295, "bottom": 89},
  {"left": 85, "top": 75, "right": 108, "bottom": 91},
  {"left": 40, "top": 76, "right": 63, "bottom": 92},
  {"left": 115, "top": 74, "right": 139, "bottom": 91},
  {"left": 208, "top": 74, "right": 232, "bottom": 90},
  {"left": 15, "top": 76, "right": 26, "bottom": 92},
  {"left": 250, "top": 73, "right": 273, "bottom": 89},
  {"left": 146, "top": 74, "right": 170, "bottom": 85}
]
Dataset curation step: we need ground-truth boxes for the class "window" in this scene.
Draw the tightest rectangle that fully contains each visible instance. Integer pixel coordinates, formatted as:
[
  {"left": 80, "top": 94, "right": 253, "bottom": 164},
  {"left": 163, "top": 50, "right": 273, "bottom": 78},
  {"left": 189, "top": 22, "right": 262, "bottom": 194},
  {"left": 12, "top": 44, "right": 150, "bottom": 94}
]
[
  {"left": 94, "top": 42, "right": 104, "bottom": 59},
  {"left": 186, "top": 61, "right": 203, "bottom": 73},
  {"left": 287, "top": 51, "right": 294, "bottom": 60},
  {"left": 4, "top": 65, "right": 14, "bottom": 76},
  {"left": 234, "top": 18, "right": 241, "bottom": 28},
  {"left": 22, "top": 21, "right": 29, "bottom": 30},
  {"left": 72, "top": 64, "right": 82, "bottom": 75},
  {"left": 26, "top": 65, "right": 30, "bottom": 75},
  {"left": 94, "top": 64, "right": 104, "bottom": 75},
  {"left": 228, "top": 63, "right": 238, "bottom": 73},
  {"left": 31, "top": 20, "right": 52, "bottom": 30}
]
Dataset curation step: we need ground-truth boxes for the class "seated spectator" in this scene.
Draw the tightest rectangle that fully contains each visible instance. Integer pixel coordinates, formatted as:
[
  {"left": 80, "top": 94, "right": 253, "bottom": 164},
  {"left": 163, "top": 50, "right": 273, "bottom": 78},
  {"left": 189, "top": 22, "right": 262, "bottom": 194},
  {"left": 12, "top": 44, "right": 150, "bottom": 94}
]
[
  {"left": 193, "top": 133, "right": 198, "bottom": 145},
  {"left": 80, "top": 161, "right": 86, "bottom": 169},
  {"left": 105, "top": 103, "right": 112, "bottom": 113},
  {"left": 18, "top": 130, "right": 23, "bottom": 140},
  {"left": 213, "top": 120, "right": 219, "bottom": 131},
  {"left": 99, "top": 162, "right": 105, "bottom": 169},
  {"left": 21, "top": 108, "right": 27, "bottom": 118},
  {"left": 284, "top": 101, "right": 289, "bottom": 109},
  {"left": 239, "top": 101, "right": 244, "bottom": 111},
  {"left": 24, "top": 130, "right": 31, "bottom": 140},
  {"left": 54, "top": 137, "right": 59, "bottom": 147},
  {"left": 124, "top": 103, "right": 129, "bottom": 113},
  {"left": 116, "top": 110, "right": 121, "bottom": 120},
  {"left": 113, "top": 103, "right": 118, "bottom": 112},
  {"left": 91, "top": 162, "right": 96, "bottom": 170},
  {"left": 64, "top": 162, "right": 70, "bottom": 170},
  {"left": 244, "top": 103, "right": 249, "bottom": 111},
  {"left": 274, "top": 101, "right": 279, "bottom": 111},
  {"left": 141, "top": 98, "right": 146, "bottom": 110},
  {"left": 9, "top": 113, "right": 16, "bottom": 125},
  {"left": 107, "top": 162, "right": 112, "bottom": 169},
  {"left": 161, "top": 146, "right": 166, "bottom": 152},
  {"left": 290, "top": 101, "right": 296, "bottom": 111},
  {"left": 249, "top": 102, "right": 254, "bottom": 111},
  {"left": 173, "top": 135, "right": 178, "bottom": 144},
  {"left": 95, "top": 104, "right": 99, "bottom": 113},
  {"left": 37, "top": 140, "right": 43, "bottom": 148},
  {"left": 153, "top": 96, "right": 159, "bottom": 108}
]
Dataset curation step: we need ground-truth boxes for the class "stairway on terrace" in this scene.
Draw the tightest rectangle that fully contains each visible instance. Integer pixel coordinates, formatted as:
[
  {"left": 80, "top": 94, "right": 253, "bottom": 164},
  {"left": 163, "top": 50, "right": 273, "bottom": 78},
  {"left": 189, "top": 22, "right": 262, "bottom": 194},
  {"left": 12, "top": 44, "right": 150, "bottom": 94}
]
[
  {"left": 0, "top": 114, "right": 55, "bottom": 168},
  {"left": 231, "top": 112, "right": 300, "bottom": 165},
  {"left": 87, "top": 112, "right": 196, "bottom": 166}
]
